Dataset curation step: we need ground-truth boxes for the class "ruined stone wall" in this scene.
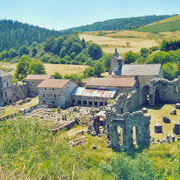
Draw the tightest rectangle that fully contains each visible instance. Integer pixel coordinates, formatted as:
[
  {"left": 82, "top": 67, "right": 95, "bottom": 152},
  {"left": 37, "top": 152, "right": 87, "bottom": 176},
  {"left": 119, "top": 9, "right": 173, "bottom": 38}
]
[
  {"left": 109, "top": 89, "right": 140, "bottom": 114},
  {"left": 3, "top": 83, "right": 29, "bottom": 105},
  {"left": 0, "top": 75, "right": 12, "bottom": 88},
  {"left": 39, "top": 81, "right": 77, "bottom": 109},
  {"left": 150, "top": 76, "right": 180, "bottom": 106},
  {"left": 0, "top": 74, "right": 28, "bottom": 106},
  {"left": 26, "top": 79, "right": 44, "bottom": 97},
  {"left": 106, "top": 110, "right": 151, "bottom": 150}
]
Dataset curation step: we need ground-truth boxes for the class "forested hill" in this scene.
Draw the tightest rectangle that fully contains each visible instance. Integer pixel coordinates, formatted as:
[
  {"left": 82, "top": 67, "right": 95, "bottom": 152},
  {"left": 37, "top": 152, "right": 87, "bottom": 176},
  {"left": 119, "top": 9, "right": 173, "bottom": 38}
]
[
  {"left": 62, "top": 15, "right": 176, "bottom": 33},
  {"left": 0, "top": 19, "right": 63, "bottom": 51},
  {"left": 136, "top": 15, "right": 180, "bottom": 32}
]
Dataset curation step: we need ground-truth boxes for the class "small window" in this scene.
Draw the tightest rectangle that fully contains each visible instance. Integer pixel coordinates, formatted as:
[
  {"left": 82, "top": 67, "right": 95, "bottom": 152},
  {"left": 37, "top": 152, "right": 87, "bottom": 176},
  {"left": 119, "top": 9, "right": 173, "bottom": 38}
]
[{"left": 54, "top": 94, "right": 56, "bottom": 97}]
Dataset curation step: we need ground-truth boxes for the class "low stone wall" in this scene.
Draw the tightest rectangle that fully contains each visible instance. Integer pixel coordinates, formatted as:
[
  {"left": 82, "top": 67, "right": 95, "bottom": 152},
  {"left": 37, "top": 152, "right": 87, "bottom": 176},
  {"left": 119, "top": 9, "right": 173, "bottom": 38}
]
[
  {"left": 52, "top": 120, "right": 77, "bottom": 133},
  {"left": 19, "top": 104, "right": 48, "bottom": 115},
  {"left": 0, "top": 104, "right": 48, "bottom": 121}
]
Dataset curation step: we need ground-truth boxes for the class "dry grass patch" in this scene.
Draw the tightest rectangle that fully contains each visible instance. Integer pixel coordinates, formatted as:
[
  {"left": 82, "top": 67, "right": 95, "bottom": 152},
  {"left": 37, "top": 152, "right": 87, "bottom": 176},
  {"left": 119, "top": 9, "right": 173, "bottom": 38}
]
[
  {"left": 80, "top": 34, "right": 159, "bottom": 54},
  {"left": 0, "top": 62, "right": 88, "bottom": 76},
  {"left": 0, "top": 62, "right": 17, "bottom": 75},
  {"left": 44, "top": 64, "right": 88, "bottom": 76}
]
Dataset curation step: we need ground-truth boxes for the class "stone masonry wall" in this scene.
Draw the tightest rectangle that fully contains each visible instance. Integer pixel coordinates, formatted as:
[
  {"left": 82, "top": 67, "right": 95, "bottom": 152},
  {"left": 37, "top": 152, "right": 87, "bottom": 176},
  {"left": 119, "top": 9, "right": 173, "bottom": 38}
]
[
  {"left": 109, "top": 89, "right": 140, "bottom": 114},
  {"left": 38, "top": 81, "right": 77, "bottom": 109},
  {"left": 3, "top": 83, "right": 29, "bottom": 105},
  {"left": 150, "top": 76, "right": 180, "bottom": 106}
]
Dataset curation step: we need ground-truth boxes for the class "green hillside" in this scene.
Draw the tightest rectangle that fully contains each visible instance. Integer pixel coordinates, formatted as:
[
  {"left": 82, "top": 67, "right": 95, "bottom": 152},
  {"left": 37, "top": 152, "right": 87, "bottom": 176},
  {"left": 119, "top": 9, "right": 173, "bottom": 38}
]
[
  {"left": 62, "top": 15, "right": 175, "bottom": 33},
  {"left": 0, "top": 19, "right": 63, "bottom": 51},
  {"left": 136, "top": 15, "right": 180, "bottom": 32}
]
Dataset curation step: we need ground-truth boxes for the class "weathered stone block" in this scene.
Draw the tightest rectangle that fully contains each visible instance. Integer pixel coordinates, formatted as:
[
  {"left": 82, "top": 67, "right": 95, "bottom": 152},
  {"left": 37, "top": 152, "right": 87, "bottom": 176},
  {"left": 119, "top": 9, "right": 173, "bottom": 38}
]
[
  {"left": 154, "top": 123, "right": 162, "bottom": 133},
  {"left": 142, "top": 107, "right": 148, "bottom": 113},
  {"left": 173, "top": 123, "right": 180, "bottom": 135},
  {"left": 175, "top": 103, "right": 180, "bottom": 109},
  {"left": 167, "top": 134, "right": 175, "bottom": 143},
  {"left": 163, "top": 116, "right": 171, "bottom": 123},
  {"left": 170, "top": 109, "right": 176, "bottom": 115}
]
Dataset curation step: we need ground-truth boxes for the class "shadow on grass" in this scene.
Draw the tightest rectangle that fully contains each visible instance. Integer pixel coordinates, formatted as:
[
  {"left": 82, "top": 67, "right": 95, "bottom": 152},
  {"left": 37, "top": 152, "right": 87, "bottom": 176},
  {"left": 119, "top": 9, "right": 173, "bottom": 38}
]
[{"left": 112, "top": 144, "right": 150, "bottom": 158}]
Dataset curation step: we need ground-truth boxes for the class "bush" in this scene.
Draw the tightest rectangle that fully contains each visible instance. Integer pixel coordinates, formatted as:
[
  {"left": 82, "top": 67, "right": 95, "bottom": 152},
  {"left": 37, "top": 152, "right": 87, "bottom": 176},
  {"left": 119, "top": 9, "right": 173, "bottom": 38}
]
[
  {"left": 88, "top": 43, "right": 103, "bottom": 60},
  {"left": 53, "top": 72, "right": 63, "bottom": 79},
  {"left": 140, "top": 48, "right": 149, "bottom": 58},
  {"left": 28, "top": 61, "right": 46, "bottom": 75},
  {"left": 101, "top": 153, "right": 155, "bottom": 180},
  {"left": 48, "top": 55, "right": 60, "bottom": 64},
  {"left": 162, "top": 63, "right": 178, "bottom": 80},
  {"left": 94, "top": 62, "right": 105, "bottom": 76},
  {"left": 125, "top": 51, "right": 138, "bottom": 64}
]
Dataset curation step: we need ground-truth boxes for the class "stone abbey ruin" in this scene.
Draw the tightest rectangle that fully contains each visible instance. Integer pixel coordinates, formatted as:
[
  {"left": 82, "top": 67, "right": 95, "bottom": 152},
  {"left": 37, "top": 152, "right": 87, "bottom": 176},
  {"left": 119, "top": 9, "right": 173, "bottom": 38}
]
[{"left": 0, "top": 49, "right": 180, "bottom": 150}]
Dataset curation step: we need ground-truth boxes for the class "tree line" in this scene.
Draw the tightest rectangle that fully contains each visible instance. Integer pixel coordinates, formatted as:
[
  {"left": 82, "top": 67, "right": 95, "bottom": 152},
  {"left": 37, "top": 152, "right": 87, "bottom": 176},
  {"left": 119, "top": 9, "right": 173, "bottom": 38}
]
[{"left": 4, "top": 34, "right": 111, "bottom": 81}]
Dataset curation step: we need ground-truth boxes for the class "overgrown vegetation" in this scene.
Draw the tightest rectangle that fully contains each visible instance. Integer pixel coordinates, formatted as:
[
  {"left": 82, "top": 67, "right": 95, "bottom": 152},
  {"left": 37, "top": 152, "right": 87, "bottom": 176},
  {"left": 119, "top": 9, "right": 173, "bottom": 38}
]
[
  {"left": 0, "top": 116, "right": 179, "bottom": 179},
  {"left": 15, "top": 56, "right": 46, "bottom": 80}
]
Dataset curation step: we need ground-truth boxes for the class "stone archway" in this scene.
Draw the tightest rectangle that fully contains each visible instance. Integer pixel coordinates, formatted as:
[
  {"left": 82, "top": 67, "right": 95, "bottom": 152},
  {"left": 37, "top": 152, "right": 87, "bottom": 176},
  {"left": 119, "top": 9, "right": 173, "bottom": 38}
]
[{"left": 141, "top": 85, "right": 150, "bottom": 106}]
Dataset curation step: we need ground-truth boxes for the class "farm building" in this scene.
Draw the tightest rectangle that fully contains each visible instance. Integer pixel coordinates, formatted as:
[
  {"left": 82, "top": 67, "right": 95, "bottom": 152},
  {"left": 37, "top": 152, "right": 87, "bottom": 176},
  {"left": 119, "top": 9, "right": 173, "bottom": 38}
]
[
  {"left": 72, "top": 77, "right": 137, "bottom": 107},
  {"left": 38, "top": 79, "right": 77, "bottom": 108},
  {"left": 25, "top": 74, "right": 54, "bottom": 97}
]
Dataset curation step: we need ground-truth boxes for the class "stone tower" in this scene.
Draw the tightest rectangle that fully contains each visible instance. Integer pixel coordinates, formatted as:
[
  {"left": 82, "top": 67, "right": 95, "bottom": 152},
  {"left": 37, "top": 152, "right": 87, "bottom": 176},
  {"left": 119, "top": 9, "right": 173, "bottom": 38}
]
[{"left": 109, "top": 49, "right": 124, "bottom": 76}]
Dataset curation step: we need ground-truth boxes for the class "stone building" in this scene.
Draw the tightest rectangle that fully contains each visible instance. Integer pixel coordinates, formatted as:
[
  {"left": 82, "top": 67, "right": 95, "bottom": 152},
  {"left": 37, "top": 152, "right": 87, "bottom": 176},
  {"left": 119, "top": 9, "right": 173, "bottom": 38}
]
[
  {"left": 72, "top": 77, "right": 137, "bottom": 107},
  {"left": 25, "top": 74, "right": 54, "bottom": 97},
  {"left": 106, "top": 110, "right": 151, "bottom": 150},
  {"left": 38, "top": 79, "right": 77, "bottom": 108},
  {"left": 120, "top": 64, "right": 164, "bottom": 86},
  {"left": 0, "top": 68, "right": 28, "bottom": 106}
]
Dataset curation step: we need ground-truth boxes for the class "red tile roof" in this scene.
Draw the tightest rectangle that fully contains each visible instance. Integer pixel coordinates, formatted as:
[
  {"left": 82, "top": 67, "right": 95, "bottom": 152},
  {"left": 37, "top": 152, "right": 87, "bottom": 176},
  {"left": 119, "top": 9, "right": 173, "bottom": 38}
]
[
  {"left": 37, "top": 79, "right": 70, "bottom": 89},
  {"left": 25, "top": 74, "right": 52, "bottom": 80},
  {"left": 86, "top": 77, "right": 136, "bottom": 88}
]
